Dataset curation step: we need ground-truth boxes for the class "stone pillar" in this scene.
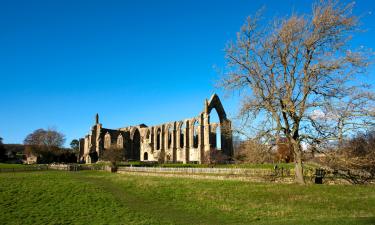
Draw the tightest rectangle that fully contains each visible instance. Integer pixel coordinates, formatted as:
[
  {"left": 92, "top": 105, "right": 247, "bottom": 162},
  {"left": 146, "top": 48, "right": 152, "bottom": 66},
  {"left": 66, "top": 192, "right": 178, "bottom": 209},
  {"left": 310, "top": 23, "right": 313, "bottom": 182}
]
[
  {"left": 176, "top": 123, "right": 183, "bottom": 162},
  {"left": 172, "top": 122, "right": 177, "bottom": 162},
  {"left": 203, "top": 100, "right": 211, "bottom": 163},
  {"left": 164, "top": 125, "right": 169, "bottom": 151},
  {"left": 90, "top": 126, "right": 96, "bottom": 153},
  {"left": 199, "top": 114, "right": 204, "bottom": 163},
  {"left": 160, "top": 125, "right": 165, "bottom": 163},
  {"left": 221, "top": 119, "right": 234, "bottom": 158},
  {"left": 184, "top": 120, "right": 189, "bottom": 164},
  {"left": 150, "top": 127, "right": 154, "bottom": 152},
  {"left": 189, "top": 119, "right": 194, "bottom": 149},
  {"left": 153, "top": 127, "right": 158, "bottom": 151},
  {"left": 95, "top": 123, "right": 102, "bottom": 157},
  {"left": 84, "top": 136, "right": 89, "bottom": 155}
]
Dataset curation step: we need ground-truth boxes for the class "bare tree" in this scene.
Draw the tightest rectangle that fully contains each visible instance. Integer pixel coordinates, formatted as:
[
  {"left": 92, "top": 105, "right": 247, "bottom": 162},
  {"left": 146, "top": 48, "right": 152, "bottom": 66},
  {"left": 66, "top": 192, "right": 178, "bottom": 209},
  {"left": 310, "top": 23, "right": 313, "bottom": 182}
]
[
  {"left": 311, "top": 87, "right": 375, "bottom": 147},
  {"left": 234, "top": 138, "right": 274, "bottom": 163},
  {"left": 221, "top": 1, "right": 372, "bottom": 184},
  {"left": 102, "top": 145, "right": 125, "bottom": 169},
  {"left": 322, "top": 130, "right": 375, "bottom": 184},
  {"left": 203, "top": 148, "right": 230, "bottom": 165},
  {"left": 24, "top": 128, "right": 66, "bottom": 150}
]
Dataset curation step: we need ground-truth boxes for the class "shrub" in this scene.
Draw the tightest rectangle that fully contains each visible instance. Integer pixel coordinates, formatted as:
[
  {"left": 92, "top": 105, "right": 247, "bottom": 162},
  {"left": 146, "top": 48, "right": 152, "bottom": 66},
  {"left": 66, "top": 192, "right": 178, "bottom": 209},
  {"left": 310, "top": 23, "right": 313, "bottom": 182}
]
[
  {"left": 234, "top": 139, "right": 274, "bottom": 163},
  {"left": 322, "top": 130, "right": 375, "bottom": 184}
]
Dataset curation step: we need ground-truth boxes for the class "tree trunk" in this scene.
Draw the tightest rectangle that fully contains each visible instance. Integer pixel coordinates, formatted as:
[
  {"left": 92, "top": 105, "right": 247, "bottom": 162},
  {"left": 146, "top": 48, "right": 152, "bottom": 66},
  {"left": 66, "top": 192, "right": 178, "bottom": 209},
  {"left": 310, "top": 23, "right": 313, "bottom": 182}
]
[
  {"left": 338, "top": 119, "right": 344, "bottom": 148},
  {"left": 292, "top": 141, "right": 305, "bottom": 184}
]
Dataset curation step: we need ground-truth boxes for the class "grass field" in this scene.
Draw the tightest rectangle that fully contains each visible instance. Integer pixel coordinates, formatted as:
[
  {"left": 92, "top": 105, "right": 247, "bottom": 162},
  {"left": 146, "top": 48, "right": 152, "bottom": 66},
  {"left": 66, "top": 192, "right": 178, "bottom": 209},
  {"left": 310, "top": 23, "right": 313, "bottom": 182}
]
[{"left": 1, "top": 171, "right": 374, "bottom": 225}]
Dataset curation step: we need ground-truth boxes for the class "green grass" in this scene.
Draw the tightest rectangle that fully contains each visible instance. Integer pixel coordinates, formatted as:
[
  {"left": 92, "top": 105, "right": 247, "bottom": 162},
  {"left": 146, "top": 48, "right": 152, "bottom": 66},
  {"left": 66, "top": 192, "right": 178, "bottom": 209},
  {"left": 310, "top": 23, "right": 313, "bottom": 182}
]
[{"left": 1, "top": 171, "right": 374, "bottom": 224}]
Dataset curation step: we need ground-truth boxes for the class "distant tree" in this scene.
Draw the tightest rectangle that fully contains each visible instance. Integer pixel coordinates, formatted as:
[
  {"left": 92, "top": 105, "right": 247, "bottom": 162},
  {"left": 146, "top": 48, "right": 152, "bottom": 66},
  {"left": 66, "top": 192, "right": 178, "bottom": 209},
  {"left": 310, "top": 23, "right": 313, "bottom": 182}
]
[
  {"left": 23, "top": 128, "right": 66, "bottom": 163},
  {"left": 24, "top": 145, "right": 59, "bottom": 164},
  {"left": 311, "top": 89, "right": 375, "bottom": 147},
  {"left": 221, "top": 1, "right": 372, "bottom": 184},
  {"left": 275, "top": 141, "right": 294, "bottom": 163},
  {"left": 0, "top": 136, "right": 7, "bottom": 162},
  {"left": 203, "top": 148, "right": 230, "bottom": 165},
  {"left": 2, "top": 144, "right": 25, "bottom": 161},
  {"left": 70, "top": 139, "right": 79, "bottom": 152},
  {"left": 234, "top": 138, "right": 273, "bottom": 163},
  {"left": 70, "top": 139, "right": 80, "bottom": 161},
  {"left": 24, "top": 128, "right": 65, "bottom": 150},
  {"left": 101, "top": 146, "right": 125, "bottom": 170}
]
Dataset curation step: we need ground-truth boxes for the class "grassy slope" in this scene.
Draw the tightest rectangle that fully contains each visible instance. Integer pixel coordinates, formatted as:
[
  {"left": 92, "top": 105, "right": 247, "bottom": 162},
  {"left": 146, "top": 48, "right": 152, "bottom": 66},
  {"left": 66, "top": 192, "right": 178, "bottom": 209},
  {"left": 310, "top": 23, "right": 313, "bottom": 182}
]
[{"left": 1, "top": 171, "right": 374, "bottom": 225}]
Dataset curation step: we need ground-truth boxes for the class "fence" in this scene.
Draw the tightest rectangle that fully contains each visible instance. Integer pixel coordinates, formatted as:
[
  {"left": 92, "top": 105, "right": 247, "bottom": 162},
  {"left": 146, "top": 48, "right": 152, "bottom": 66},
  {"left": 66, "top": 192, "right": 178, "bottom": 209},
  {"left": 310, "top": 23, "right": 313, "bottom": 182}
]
[
  {"left": 0, "top": 164, "right": 107, "bottom": 172},
  {"left": 0, "top": 164, "right": 314, "bottom": 179},
  {"left": 0, "top": 165, "right": 49, "bottom": 172},
  {"left": 48, "top": 164, "right": 108, "bottom": 171},
  {"left": 117, "top": 166, "right": 302, "bottom": 177}
]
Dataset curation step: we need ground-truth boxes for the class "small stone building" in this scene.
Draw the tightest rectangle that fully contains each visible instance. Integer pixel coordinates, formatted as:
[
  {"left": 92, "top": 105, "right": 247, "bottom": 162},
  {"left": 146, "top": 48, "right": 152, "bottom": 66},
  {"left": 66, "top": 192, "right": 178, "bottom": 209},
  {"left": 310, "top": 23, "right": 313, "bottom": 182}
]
[
  {"left": 24, "top": 153, "right": 38, "bottom": 164},
  {"left": 78, "top": 94, "right": 233, "bottom": 164}
]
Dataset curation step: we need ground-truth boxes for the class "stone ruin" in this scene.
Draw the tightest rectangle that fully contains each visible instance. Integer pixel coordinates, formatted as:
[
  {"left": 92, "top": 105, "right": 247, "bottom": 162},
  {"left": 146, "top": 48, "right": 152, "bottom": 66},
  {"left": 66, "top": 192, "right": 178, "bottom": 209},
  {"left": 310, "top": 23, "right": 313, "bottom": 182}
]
[{"left": 78, "top": 94, "right": 233, "bottom": 164}]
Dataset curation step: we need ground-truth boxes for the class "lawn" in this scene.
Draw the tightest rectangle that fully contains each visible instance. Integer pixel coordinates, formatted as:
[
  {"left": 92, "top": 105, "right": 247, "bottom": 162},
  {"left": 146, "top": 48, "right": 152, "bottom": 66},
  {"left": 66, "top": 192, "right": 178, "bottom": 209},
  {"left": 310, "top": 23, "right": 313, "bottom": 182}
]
[{"left": 0, "top": 171, "right": 374, "bottom": 225}]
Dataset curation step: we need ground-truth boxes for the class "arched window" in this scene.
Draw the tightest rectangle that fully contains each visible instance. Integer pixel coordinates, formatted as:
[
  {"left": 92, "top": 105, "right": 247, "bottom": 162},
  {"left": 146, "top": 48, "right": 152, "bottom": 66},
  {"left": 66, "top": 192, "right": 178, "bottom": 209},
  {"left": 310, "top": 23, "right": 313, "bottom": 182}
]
[
  {"left": 215, "top": 125, "right": 221, "bottom": 150},
  {"left": 210, "top": 108, "right": 221, "bottom": 150},
  {"left": 132, "top": 129, "right": 141, "bottom": 160},
  {"left": 168, "top": 126, "right": 173, "bottom": 149},
  {"left": 150, "top": 127, "right": 154, "bottom": 150},
  {"left": 192, "top": 120, "right": 199, "bottom": 148},
  {"left": 180, "top": 122, "right": 186, "bottom": 148},
  {"left": 104, "top": 133, "right": 111, "bottom": 149},
  {"left": 156, "top": 128, "right": 161, "bottom": 150},
  {"left": 143, "top": 152, "right": 148, "bottom": 160},
  {"left": 117, "top": 134, "right": 123, "bottom": 149}
]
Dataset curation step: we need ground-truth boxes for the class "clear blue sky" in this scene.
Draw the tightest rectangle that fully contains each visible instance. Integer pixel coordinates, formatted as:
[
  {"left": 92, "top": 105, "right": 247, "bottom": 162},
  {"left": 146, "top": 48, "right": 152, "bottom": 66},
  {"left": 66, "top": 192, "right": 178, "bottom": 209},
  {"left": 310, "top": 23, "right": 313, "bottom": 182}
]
[{"left": 1, "top": 0, "right": 374, "bottom": 146}]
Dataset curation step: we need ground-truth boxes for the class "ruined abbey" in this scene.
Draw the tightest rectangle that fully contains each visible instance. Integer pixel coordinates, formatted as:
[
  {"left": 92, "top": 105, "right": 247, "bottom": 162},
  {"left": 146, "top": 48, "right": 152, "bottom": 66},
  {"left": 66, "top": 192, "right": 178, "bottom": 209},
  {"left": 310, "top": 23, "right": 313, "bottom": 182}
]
[{"left": 78, "top": 94, "right": 233, "bottom": 164}]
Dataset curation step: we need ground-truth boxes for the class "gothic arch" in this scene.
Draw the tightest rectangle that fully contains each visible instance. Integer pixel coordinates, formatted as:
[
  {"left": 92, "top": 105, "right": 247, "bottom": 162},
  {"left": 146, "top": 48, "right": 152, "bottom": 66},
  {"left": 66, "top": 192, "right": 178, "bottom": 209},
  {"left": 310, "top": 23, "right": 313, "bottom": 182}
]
[
  {"left": 156, "top": 127, "right": 161, "bottom": 150},
  {"left": 206, "top": 93, "right": 233, "bottom": 157},
  {"left": 191, "top": 118, "right": 199, "bottom": 148},
  {"left": 177, "top": 121, "right": 186, "bottom": 148},
  {"left": 117, "top": 134, "right": 124, "bottom": 149},
  {"left": 145, "top": 128, "right": 151, "bottom": 141},
  {"left": 130, "top": 127, "right": 139, "bottom": 140},
  {"left": 207, "top": 94, "right": 227, "bottom": 122},
  {"left": 131, "top": 128, "right": 141, "bottom": 160},
  {"left": 164, "top": 123, "right": 174, "bottom": 150},
  {"left": 104, "top": 132, "right": 111, "bottom": 149}
]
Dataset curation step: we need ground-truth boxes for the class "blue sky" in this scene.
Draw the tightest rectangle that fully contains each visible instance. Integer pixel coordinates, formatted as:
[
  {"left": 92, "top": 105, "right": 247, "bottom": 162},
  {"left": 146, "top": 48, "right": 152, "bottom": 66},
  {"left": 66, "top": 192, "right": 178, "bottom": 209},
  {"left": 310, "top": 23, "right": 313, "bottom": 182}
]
[{"left": 1, "top": 0, "right": 374, "bottom": 145}]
